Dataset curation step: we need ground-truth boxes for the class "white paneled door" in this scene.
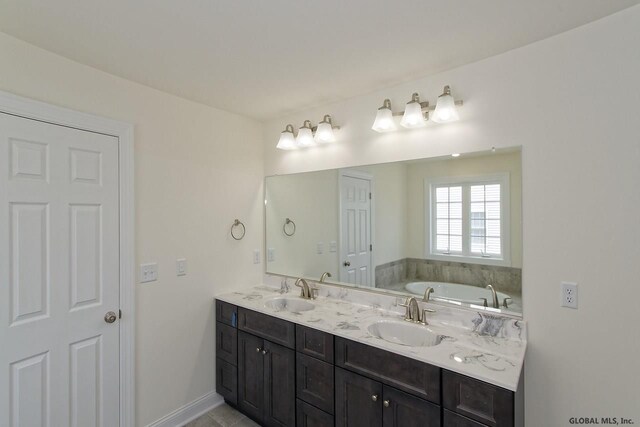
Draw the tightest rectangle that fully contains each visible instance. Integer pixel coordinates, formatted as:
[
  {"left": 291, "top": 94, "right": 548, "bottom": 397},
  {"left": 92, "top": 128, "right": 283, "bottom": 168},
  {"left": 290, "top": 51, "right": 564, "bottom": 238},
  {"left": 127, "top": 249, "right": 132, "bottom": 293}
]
[
  {"left": 339, "top": 173, "right": 372, "bottom": 286},
  {"left": 0, "top": 113, "right": 120, "bottom": 427}
]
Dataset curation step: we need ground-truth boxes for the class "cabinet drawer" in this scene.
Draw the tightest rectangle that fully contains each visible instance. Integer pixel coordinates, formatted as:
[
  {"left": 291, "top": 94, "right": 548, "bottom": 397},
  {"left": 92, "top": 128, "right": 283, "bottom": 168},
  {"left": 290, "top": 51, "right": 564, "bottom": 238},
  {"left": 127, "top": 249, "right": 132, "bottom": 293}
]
[
  {"left": 296, "top": 399, "right": 334, "bottom": 427},
  {"left": 296, "top": 325, "right": 334, "bottom": 363},
  {"left": 444, "top": 409, "right": 488, "bottom": 427},
  {"left": 216, "top": 358, "right": 237, "bottom": 405},
  {"left": 216, "top": 322, "right": 237, "bottom": 365},
  {"left": 296, "top": 353, "right": 334, "bottom": 414},
  {"left": 238, "top": 308, "right": 295, "bottom": 349},
  {"left": 335, "top": 337, "right": 441, "bottom": 404},
  {"left": 216, "top": 300, "right": 237, "bottom": 327},
  {"left": 443, "top": 370, "right": 513, "bottom": 427}
]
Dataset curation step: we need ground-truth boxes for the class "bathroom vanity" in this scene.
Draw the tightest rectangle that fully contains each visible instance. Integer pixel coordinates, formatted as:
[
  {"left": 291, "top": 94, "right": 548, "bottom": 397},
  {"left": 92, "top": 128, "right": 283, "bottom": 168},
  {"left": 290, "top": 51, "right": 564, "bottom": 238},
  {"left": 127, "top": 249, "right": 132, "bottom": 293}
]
[{"left": 215, "top": 284, "right": 525, "bottom": 427}]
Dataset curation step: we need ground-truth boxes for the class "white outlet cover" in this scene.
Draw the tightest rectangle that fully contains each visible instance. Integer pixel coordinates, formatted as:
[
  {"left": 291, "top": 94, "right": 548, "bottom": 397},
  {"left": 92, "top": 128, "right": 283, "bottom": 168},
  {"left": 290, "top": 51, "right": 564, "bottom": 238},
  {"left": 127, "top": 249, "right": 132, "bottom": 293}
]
[
  {"left": 253, "top": 249, "right": 261, "bottom": 264},
  {"left": 140, "top": 262, "right": 158, "bottom": 283},
  {"left": 561, "top": 281, "right": 578, "bottom": 309},
  {"left": 176, "top": 258, "right": 187, "bottom": 276},
  {"left": 329, "top": 241, "right": 337, "bottom": 252},
  {"left": 317, "top": 242, "right": 324, "bottom": 254},
  {"left": 267, "top": 248, "right": 275, "bottom": 262}
]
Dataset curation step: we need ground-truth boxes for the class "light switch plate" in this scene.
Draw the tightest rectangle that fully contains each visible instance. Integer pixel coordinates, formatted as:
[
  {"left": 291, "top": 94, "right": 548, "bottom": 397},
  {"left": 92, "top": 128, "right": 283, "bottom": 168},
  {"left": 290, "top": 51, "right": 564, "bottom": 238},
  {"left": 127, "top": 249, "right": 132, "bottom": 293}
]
[
  {"left": 317, "top": 242, "right": 324, "bottom": 254},
  {"left": 176, "top": 258, "right": 187, "bottom": 276},
  {"left": 267, "top": 248, "right": 275, "bottom": 262},
  {"left": 329, "top": 241, "right": 337, "bottom": 253},
  {"left": 140, "top": 263, "right": 158, "bottom": 283},
  {"left": 561, "top": 282, "right": 578, "bottom": 309}
]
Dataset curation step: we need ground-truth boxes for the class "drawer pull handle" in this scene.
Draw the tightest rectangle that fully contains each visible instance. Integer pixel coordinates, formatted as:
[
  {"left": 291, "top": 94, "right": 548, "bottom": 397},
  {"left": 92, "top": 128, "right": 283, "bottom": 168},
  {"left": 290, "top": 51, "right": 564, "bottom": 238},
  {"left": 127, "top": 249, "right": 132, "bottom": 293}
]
[
  {"left": 383, "top": 400, "right": 390, "bottom": 408},
  {"left": 371, "top": 394, "right": 378, "bottom": 402}
]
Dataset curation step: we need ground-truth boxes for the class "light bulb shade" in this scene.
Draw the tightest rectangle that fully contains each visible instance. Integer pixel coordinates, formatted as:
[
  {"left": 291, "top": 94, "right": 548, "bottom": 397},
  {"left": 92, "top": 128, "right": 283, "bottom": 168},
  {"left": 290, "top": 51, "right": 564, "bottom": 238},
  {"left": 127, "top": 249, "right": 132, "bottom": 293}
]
[
  {"left": 372, "top": 103, "right": 397, "bottom": 133},
  {"left": 400, "top": 100, "right": 426, "bottom": 128},
  {"left": 315, "top": 121, "right": 336, "bottom": 143},
  {"left": 296, "top": 123, "right": 315, "bottom": 148},
  {"left": 276, "top": 125, "right": 297, "bottom": 150},
  {"left": 432, "top": 87, "right": 460, "bottom": 123}
]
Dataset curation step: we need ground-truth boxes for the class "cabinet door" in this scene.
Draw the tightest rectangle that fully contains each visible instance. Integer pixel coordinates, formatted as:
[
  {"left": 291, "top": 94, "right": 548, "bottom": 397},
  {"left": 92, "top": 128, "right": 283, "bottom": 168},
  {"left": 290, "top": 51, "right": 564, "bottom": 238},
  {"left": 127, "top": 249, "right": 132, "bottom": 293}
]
[
  {"left": 382, "top": 385, "right": 441, "bottom": 427},
  {"left": 263, "top": 340, "right": 296, "bottom": 427},
  {"left": 237, "top": 332, "right": 264, "bottom": 422},
  {"left": 216, "top": 322, "right": 238, "bottom": 365},
  {"left": 216, "top": 358, "right": 238, "bottom": 405},
  {"left": 296, "top": 352, "right": 334, "bottom": 414},
  {"left": 335, "top": 367, "right": 383, "bottom": 427}
]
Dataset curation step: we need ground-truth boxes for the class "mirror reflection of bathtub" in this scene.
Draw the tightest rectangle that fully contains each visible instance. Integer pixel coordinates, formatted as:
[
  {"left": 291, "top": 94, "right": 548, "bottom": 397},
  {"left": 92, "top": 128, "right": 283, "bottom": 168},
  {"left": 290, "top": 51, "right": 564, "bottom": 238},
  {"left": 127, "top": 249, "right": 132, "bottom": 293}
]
[{"left": 405, "top": 281, "right": 513, "bottom": 308}]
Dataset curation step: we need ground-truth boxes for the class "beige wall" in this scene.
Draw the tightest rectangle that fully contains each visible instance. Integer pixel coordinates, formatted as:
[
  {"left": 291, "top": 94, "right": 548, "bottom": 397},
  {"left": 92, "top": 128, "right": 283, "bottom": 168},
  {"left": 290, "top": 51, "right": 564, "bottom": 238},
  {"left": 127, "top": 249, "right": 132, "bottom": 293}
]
[
  {"left": 405, "top": 151, "right": 522, "bottom": 267},
  {"left": 0, "top": 33, "right": 264, "bottom": 426},
  {"left": 263, "top": 6, "right": 640, "bottom": 426}
]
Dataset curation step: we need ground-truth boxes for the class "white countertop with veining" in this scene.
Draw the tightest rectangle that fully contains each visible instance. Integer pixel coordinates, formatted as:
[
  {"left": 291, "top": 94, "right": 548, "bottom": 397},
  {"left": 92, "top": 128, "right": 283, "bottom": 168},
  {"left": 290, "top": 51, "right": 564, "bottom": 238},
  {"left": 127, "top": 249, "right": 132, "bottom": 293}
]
[{"left": 215, "top": 282, "right": 526, "bottom": 391}]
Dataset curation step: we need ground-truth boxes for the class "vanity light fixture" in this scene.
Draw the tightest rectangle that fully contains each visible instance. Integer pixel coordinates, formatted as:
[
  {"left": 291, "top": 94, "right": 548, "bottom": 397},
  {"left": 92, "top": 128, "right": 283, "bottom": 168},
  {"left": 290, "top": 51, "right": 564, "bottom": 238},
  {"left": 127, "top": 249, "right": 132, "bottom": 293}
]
[
  {"left": 431, "top": 85, "right": 460, "bottom": 123},
  {"left": 276, "top": 116, "right": 341, "bottom": 150},
  {"left": 276, "top": 124, "right": 297, "bottom": 150},
  {"left": 371, "top": 99, "right": 397, "bottom": 133},
  {"left": 400, "top": 93, "right": 427, "bottom": 128},
  {"left": 296, "top": 120, "right": 316, "bottom": 148},
  {"left": 372, "top": 85, "right": 463, "bottom": 133},
  {"left": 314, "top": 115, "right": 337, "bottom": 143}
]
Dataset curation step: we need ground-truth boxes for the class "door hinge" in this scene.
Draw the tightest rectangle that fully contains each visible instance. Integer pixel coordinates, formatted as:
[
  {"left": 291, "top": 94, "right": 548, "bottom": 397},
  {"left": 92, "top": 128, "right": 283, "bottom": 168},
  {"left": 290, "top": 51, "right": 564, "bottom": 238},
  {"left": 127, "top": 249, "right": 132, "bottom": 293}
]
[
  {"left": 119, "top": 309, "right": 122, "bottom": 319},
  {"left": 369, "top": 192, "right": 372, "bottom": 199},
  {"left": 370, "top": 244, "right": 373, "bottom": 251}
]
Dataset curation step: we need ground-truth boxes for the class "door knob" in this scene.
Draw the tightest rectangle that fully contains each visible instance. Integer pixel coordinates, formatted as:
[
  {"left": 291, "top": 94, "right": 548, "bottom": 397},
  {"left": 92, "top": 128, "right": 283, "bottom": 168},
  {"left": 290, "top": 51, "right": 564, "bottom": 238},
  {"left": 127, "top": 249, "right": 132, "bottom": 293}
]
[
  {"left": 104, "top": 311, "right": 117, "bottom": 324},
  {"left": 371, "top": 394, "right": 378, "bottom": 402},
  {"left": 343, "top": 261, "right": 351, "bottom": 267}
]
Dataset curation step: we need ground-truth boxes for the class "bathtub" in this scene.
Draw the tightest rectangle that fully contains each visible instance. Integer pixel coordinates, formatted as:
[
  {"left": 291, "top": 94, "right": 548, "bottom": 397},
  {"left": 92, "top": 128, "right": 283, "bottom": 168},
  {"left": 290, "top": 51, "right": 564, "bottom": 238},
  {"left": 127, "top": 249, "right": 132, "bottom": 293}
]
[{"left": 405, "top": 281, "right": 511, "bottom": 306}]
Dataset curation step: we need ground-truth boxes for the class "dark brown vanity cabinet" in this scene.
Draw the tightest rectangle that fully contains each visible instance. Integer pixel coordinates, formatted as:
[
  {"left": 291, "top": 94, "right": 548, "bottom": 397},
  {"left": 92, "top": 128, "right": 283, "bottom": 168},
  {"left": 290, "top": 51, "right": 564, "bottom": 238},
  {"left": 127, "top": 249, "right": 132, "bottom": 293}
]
[{"left": 215, "top": 300, "right": 522, "bottom": 427}]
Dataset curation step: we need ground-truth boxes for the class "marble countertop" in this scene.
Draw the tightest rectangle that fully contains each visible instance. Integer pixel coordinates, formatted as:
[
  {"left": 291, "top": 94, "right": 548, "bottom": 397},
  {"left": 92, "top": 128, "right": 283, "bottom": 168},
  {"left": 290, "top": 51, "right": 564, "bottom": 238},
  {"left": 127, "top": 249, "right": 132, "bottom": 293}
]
[{"left": 215, "top": 282, "right": 526, "bottom": 391}]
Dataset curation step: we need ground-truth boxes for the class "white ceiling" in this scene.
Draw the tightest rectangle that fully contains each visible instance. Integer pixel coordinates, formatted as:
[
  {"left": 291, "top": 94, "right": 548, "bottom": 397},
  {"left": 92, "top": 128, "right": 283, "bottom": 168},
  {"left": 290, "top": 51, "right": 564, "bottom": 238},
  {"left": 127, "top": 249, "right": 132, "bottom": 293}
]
[{"left": 1, "top": 1, "right": 637, "bottom": 120}]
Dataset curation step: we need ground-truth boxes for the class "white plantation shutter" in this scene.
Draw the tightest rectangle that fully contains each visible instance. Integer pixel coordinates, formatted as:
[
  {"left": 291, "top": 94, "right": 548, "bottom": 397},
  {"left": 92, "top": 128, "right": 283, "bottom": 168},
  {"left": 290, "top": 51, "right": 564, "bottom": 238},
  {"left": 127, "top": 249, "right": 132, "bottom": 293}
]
[{"left": 429, "top": 175, "right": 509, "bottom": 264}]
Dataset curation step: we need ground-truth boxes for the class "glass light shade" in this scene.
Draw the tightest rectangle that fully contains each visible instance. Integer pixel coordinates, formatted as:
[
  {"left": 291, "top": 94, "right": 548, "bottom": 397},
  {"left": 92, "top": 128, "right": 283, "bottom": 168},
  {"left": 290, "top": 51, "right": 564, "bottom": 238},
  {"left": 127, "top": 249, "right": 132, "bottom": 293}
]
[
  {"left": 315, "top": 121, "right": 336, "bottom": 143},
  {"left": 371, "top": 102, "right": 397, "bottom": 132},
  {"left": 296, "top": 122, "right": 315, "bottom": 148},
  {"left": 432, "top": 86, "right": 460, "bottom": 123},
  {"left": 400, "top": 100, "right": 426, "bottom": 128},
  {"left": 276, "top": 125, "right": 297, "bottom": 150}
]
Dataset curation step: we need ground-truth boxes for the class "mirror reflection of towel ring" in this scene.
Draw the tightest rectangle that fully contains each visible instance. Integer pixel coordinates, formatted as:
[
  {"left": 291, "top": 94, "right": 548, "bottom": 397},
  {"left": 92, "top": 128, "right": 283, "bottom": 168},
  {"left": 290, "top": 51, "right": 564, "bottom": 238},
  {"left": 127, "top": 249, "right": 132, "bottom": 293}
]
[
  {"left": 283, "top": 218, "right": 296, "bottom": 237},
  {"left": 231, "top": 219, "right": 246, "bottom": 240}
]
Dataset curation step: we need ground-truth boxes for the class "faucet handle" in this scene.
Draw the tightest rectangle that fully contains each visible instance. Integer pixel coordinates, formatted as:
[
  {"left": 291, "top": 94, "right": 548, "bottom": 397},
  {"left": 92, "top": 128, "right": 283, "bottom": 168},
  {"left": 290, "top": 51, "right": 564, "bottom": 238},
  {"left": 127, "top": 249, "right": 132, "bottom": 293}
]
[
  {"left": 420, "top": 308, "right": 434, "bottom": 325},
  {"left": 479, "top": 297, "right": 488, "bottom": 308},
  {"left": 502, "top": 297, "right": 513, "bottom": 308},
  {"left": 311, "top": 287, "right": 319, "bottom": 300}
]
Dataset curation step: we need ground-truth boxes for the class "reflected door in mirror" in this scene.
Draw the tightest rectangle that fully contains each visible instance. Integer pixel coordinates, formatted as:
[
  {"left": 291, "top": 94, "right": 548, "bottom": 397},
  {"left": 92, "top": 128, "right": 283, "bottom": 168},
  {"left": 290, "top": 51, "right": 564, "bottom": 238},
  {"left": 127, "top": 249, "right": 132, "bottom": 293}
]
[{"left": 340, "top": 172, "right": 373, "bottom": 286}]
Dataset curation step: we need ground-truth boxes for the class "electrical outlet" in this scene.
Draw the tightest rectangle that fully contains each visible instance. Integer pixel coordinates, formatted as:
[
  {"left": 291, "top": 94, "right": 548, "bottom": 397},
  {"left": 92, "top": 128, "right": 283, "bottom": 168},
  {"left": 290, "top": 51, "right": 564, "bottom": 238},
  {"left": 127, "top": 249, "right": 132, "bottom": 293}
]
[
  {"left": 317, "top": 242, "right": 324, "bottom": 254},
  {"left": 253, "top": 249, "right": 261, "bottom": 264},
  {"left": 561, "top": 282, "right": 578, "bottom": 309},
  {"left": 140, "top": 263, "right": 158, "bottom": 283},
  {"left": 176, "top": 258, "right": 187, "bottom": 276},
  {"left": 267, "top": 248, "right": 275, "bottom": 262}
]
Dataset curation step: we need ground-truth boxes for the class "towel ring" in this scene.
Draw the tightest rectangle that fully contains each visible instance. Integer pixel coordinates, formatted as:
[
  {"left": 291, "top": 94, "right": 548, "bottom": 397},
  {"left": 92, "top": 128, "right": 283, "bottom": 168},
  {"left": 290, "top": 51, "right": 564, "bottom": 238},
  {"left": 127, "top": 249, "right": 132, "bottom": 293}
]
[
  {"left": 231, "top": 219, "right": 246, "bottom": 240},
  {"left": 283, "top": 218, "right": 296, "bottom": 237}
]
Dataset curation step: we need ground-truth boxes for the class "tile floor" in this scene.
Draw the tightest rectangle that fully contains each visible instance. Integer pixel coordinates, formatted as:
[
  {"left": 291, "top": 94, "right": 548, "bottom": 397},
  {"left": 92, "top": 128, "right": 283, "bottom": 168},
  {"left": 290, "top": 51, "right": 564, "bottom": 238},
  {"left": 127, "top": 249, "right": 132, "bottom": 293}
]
[{"left": 185, "top": 403, "right": 260, "bottom": 427}]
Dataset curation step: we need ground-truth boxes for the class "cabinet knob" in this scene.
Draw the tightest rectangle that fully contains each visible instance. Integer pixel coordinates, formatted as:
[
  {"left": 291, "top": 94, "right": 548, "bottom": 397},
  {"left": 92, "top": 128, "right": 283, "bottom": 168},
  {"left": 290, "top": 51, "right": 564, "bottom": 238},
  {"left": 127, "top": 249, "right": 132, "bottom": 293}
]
[
  {"left": 371, "top": 394, "right": 378, "bottom": 402},
  {"left": 262, "top": 349, "right": 268, "bottom": 355},
  {"left": 256, "top": 347, "right": 261, "bottom": 352},
  {"left": 383, "top": 400, "right": 390, "bottom": 408}
]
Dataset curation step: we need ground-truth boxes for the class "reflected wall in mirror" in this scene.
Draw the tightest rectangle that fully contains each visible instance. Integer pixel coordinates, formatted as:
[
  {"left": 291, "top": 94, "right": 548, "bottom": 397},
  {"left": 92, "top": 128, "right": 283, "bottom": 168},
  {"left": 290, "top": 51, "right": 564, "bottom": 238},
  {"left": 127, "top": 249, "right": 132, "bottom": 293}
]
[{"left": 265, "top": 148, "right": 522, "bottom": 314}]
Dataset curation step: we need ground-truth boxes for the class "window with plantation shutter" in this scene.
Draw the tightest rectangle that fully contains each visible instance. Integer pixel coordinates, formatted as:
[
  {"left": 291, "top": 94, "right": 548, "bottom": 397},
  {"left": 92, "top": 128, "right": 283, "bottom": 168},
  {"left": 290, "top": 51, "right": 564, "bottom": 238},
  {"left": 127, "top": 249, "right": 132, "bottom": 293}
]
[{"left": 427, "top": 174, "right": 510, "bottom": 266}]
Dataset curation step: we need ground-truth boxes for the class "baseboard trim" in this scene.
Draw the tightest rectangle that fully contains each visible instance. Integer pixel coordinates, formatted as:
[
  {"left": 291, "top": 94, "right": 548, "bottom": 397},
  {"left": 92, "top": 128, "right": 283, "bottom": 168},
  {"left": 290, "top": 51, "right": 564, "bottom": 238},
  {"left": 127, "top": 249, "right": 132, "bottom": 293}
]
[{"left": 146, "top": 391, "right": 224, "bottom": 427}]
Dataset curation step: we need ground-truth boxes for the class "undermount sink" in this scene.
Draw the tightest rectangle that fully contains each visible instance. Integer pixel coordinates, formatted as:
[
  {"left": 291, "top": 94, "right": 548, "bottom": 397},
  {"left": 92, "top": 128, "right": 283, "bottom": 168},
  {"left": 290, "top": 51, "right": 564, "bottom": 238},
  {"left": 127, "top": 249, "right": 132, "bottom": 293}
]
[
  {"left": 264, "top": 297, "right": 315, "bottom": 313},
  {"left": 368, "top": 320, "right": 443, "bottom": 347}
]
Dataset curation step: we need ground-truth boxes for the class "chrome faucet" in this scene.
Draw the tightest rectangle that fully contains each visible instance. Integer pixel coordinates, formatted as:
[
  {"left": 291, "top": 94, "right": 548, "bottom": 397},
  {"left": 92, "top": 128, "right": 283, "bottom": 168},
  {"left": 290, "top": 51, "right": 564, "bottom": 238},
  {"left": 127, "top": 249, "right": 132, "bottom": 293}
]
[
  {"left": 422, "top": 286, "right": 434, "bottom": 302},
  {"left": 319, "top": 272, "right": 332, "bottom": 283},
  {"left": 486, "top": 284, "right": 500, "bottom": 309},
  {"left": 295, "top": 278, "right": 316, "bottom": 300},
  {"left": 400, "top": 297, "right": 421, "bottom": 322}
]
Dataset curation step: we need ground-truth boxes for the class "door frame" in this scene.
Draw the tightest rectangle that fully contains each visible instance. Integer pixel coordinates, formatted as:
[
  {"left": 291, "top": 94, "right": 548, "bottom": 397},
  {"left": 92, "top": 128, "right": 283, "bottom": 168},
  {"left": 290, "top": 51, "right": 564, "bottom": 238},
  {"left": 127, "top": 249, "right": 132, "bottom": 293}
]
[
  {"left": 337, "top": 169, "right": 375, "bottom": 287},
  {"left": 0, "top": 90, "right": 136, "bottom": 427}
]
